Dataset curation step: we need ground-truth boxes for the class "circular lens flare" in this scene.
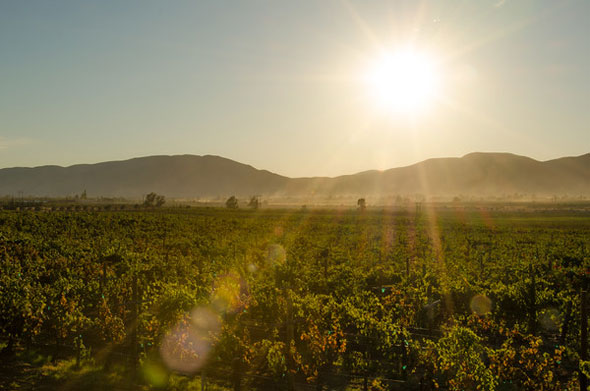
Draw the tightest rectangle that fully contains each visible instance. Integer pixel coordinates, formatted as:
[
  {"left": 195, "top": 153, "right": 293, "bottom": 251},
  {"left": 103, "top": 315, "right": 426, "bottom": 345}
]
[
  {"left": 470, "top": 294, "right": 492, "bottom": 315},
  {"left": 211, "top": 273, "right": 247, "bottom": 314},
  {"left": 266, "top": 243, "right": 287, "bottom": 266},
  {"left": 539, "top": 308, "right": 560, "bottom": 331},
  {"left": 160, "top": 307, "right": 221, "bottom": 374}
]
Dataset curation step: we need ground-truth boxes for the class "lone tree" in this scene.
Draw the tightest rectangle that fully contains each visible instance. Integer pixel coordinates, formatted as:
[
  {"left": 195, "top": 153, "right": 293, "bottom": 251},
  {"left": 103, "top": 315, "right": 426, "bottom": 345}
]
[
  {"left": 357, "top": 198, "right": 366, "bottom": 211},
  {"left": 144, "top": 192, "right": 165, "bottom": 208},
  {"left": 155, "top": 194, "right": 165, "bottom": 207},
  {"left": 226, "top": 196, "right": 239, "bottom": 209},
  {"left": 248, "top": 196, "right": 260, "bottom": 210}
]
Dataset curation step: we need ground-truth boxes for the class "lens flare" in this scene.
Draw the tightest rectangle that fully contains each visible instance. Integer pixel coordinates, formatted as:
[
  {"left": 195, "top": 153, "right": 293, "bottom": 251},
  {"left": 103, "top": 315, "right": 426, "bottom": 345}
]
[
  {"left": 470, "top": 294, "right": 492, "bottom": 315},
  {"left": 266, "top": 243, "right": 286, "bottom": 266},
  {"left": 539, "top": 308, "right": 560, "bottom": 331},
  {"left": 211, "top": 273, "right": 246, "bottom": 314},
  {"left": 141, "top": 360, "right": 169, "bottom": 387},
  {"left": 247, "top": 262, "right": 258, "bottom": 273},
  {"left": 273, "top": 226, "right": 284, "bottom": 237},
  {"left": 160, "top": 307, "right": 221, "bottom": 374}
]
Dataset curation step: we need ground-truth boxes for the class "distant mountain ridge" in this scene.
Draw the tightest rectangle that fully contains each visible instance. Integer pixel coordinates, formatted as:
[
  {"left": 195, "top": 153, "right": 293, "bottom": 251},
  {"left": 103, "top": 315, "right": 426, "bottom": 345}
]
[{"left": 0, "top": 152, "right": 588, "bottom": 199}]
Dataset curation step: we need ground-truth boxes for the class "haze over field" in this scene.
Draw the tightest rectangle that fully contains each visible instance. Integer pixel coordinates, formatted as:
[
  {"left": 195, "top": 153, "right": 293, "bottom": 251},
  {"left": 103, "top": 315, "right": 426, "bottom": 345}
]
[{"left": 1, "top": 152, "right": 588, "bottom": 200}]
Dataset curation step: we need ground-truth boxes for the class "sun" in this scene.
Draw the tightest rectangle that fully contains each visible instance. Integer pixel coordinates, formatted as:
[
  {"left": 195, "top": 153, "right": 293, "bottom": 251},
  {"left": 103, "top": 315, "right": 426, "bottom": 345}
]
[{"left": 365, "top": 48, "right": 440, "bottom": 114}]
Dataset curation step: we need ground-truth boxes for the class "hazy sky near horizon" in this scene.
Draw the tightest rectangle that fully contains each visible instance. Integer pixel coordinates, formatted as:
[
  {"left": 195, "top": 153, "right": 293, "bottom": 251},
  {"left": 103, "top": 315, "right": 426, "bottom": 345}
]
[{"left": 1, "top": 0, "right": 589, "bottom": 177}]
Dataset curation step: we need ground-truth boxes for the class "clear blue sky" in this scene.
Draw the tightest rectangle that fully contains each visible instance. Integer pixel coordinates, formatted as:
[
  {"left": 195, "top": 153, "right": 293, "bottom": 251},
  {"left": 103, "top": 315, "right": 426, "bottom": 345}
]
[{"left": 1, "top": 0, "right": 588, "bottom": 177}]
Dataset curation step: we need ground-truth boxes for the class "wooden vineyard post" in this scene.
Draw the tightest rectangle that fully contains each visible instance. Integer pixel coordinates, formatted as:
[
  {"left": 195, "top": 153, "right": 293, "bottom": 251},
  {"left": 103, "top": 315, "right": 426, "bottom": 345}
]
[
  {"left": 528, "top": 264, "right": 537, "bottom": 335},
  {"left": 102, "top": 261, "right": 107, "bottom": 293},
  {"left": 581, "top": 290, "right": 588, "bottom": 391},
  {"left": 232, "top": 357, "right": 241, "bottom": 391},
  {"left": 402, "top": 342, "right": 408, "bottom": 381},
  {"left": 76, "top": 335, "right": 81, "bottom": 368},
  {"left": 130, "top": 273, "right": 139, "bottom": 384},
  {"left": 561, "top": 300, "right": 572, "bottom": 346},
  {"left": 286, "top": 291, "right": 295, "bottom": 391},
  {"left": 479, "top": 252, "right": 483, "bottom": 280}
]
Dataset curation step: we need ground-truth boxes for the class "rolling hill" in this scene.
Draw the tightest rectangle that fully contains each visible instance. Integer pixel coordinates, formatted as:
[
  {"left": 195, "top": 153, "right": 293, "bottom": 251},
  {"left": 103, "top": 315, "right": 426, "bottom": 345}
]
[{"left": 0, "top": 152, "right": 588, "bottom": 200}]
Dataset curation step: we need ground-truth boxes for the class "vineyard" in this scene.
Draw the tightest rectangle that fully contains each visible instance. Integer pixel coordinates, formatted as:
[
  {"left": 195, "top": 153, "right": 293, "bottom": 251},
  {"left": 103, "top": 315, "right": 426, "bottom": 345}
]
[{"left": 1, "top": 204, "right": 589, "bottom": 390}]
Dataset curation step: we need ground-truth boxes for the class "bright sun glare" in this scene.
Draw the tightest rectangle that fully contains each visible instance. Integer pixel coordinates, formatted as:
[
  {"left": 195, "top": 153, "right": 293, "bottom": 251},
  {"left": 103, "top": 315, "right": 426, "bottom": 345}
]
[{"left": 366, "top": 49, "right": 440, "bottom": 114}]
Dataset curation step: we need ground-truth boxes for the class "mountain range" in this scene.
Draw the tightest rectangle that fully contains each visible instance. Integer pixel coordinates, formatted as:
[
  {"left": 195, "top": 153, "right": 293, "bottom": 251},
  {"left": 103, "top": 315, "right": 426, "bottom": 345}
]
[{"left": 0, "top": 152, "right": 588, "bottom": 200}]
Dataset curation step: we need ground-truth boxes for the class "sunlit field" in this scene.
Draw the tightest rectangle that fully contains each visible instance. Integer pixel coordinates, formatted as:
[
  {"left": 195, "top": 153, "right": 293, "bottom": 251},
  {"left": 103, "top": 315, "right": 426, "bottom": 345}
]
[
  {"left": 2, "top": 0, "right": 589, "bottom": 390},
  {"left": 1, "top": 203, "right": 588, "bottom": 390}
]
